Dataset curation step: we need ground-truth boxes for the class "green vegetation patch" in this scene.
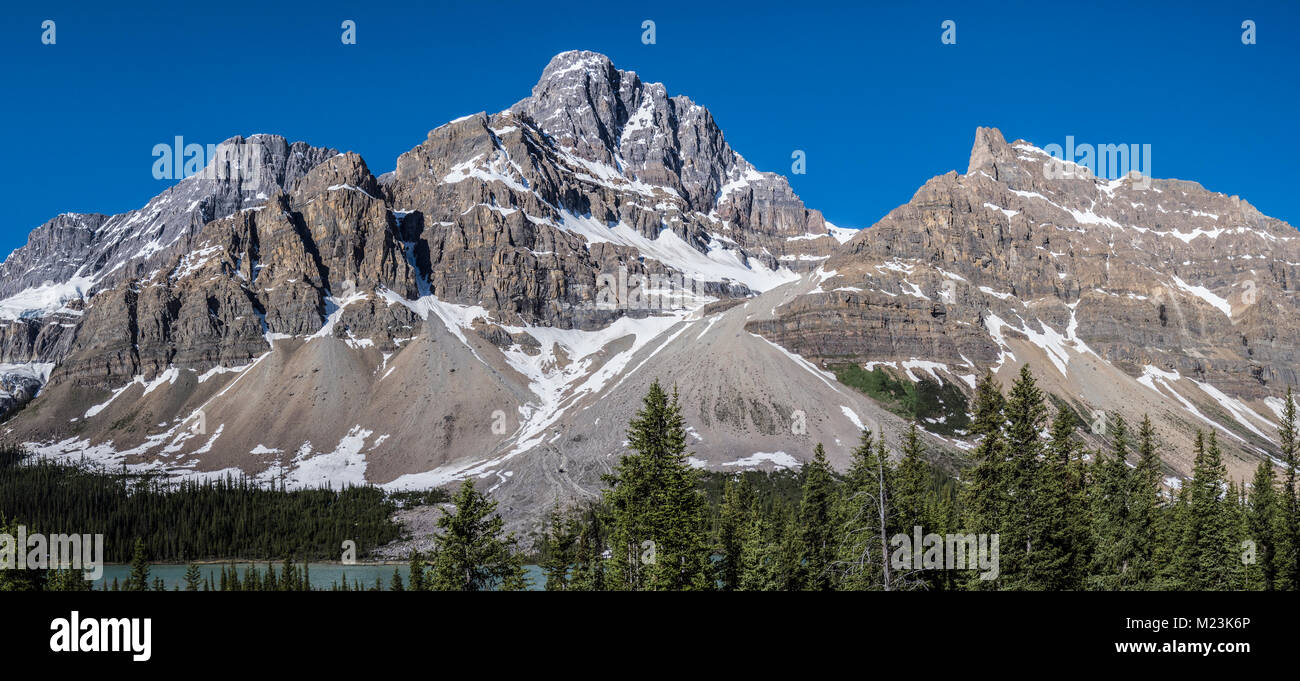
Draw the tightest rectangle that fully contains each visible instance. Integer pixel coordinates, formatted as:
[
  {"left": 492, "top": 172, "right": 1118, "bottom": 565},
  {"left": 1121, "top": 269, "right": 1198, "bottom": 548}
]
[{"left": 830, "top": 364, "right": 971, "bottom": 436}]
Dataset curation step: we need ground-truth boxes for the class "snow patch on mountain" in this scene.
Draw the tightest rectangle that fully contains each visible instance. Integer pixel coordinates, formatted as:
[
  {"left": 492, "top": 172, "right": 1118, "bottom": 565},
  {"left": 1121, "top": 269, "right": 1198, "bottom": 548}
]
[{"left": 0, "top": 277, "right": 94, "bottom": 320}]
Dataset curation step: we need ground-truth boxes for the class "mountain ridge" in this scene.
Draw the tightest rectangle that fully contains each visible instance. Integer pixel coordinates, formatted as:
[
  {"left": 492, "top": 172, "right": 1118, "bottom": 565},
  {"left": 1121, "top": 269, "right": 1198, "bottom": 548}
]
[{"left": 2, "top": 51, "right": 1296, "bottom": 533}]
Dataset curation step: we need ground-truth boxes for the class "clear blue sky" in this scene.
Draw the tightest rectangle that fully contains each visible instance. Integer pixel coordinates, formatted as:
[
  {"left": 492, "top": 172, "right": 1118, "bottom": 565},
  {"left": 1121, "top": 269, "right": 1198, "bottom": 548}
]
[{"left": 3, "top": 0, "right": 1297, "bottom": 258}]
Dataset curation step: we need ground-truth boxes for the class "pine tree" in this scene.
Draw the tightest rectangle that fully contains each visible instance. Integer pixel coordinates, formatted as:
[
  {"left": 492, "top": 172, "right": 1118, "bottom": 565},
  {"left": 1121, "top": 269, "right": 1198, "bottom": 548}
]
[
  {"left": 427, "top": 480, "right": 528, "bottom": 591},
  {"left": 0, "top": 516, "right": 43, "bottom": 591},
  {"left": 568, "top": 504, "right": 605, "bottom": 591},
  {"left": 1088, "top": 415, "right": 1132, "bottom": 590},
  {"left": 124, "top": 538, "right": 150, "bottom": 591},
  {"left": 1034, "top": 408, "right": 1085, "bottom": 589},
  {"left": 960, "top": 369, "right": 1005, "bottom": 589},
  {"left": 1126, "top": 416, "right": 1163, "bottom": 588},
  {"left": 280, "top": 556, "right": 299, "bottom": 591},
  {"left": 540, "top": 503, "right": 577, "bottom": 591},
  {"left": 408, "top": 551, "right": 426, "bottom": 591},
  {"left": 183, "top": 563, "right": 202, "bottom": 592},
  {"left": 45, "top": 568, "right": 93, "bottom": 592},
  {"left": 1246, "top": 461, "right": 1278, "bottom": 590},
  {"left": 602, "top": 380, "right": 713, "bottom": 590},
  {"left": 716, "top": 476, "right": 751, "bottom": 591},
  {"left": 1273, "top": 388, "right": 1298, "bottom": 589},
  {"left": 999, "top": 365, "right": 1047, "bottom": 589},
  {"left": 390, "top": 567, "right": 404, "bottom": 591},
  {"left": 1225, "top": 480, "right": 1250, "bottom": 590},
  {"left": 738, "top": 503, "right": 781, "bottom": 591},
  {"left": 774, "top": 501, "right": 804, "bottom": 590},
  {"left": 796, "top": 444, "right": 838, "bottom": 590},
  {"left": 894, "top": 424, "right": 948, "bottom": 589},
  {"left": 894, "top": 425, "right": 930, "bottom": 536},
  {"left": 1187, "top": 432, "right": 1236, "bottom": 589},
  {"left": 833, "top": 429, "right": 896, "bottom": 590}
]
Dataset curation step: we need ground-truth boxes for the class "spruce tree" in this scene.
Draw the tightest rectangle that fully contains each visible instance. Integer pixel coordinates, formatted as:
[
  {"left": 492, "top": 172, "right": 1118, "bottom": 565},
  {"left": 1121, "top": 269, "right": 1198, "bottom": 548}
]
[
  {"left": 541, "top": 503, "right": 577, "bottom": 591},
  {"left": 1127, "top": 416, "right": 1164, "bottom": 588},
  {"left": 568, "top": 504, "right": 606, "bottom": 591},
  {"left": 716, "top": 476, "right": 751, "bottom": 591},
  {"left": 960, "top": 369, "right": 1005, "bottom": 589},
  {"left": 602, "top": 380, "right": 713, "bottom": 590},
  {"left": 1187, "top": 432, "right": 1235, "bottom": 589},
  {"left": 1034, "top": 408, "right": 1085, "bottom": 589},
  {"left": 1089, "top": 416, "right": 1133, "bottom": 590},
  {"left": 45, "top": 568, "right": 93, "bottom": 591},
  {"left": 0, "top": 516, "right": 44, "bottom": 591},
  {"left": 833, "top": 429, "right": 895, "bottom": 590},
  {"left": 280, "top": 556, "right": 299, "bottom": 591},
  {"left": 738, "top": 503, "right": 781, "bottom": 591},
  {"left": 999, "top": 365, "right": 1047, "bottom": 589},
  {"left": 774, "top": 501, "right": 804, "bottom": 590},
  {"left": 894, "top": 424, "right": 930, "bottom": 536},
  {"left": 1273, "top": 388, "right": 1298, "bottom": 589},
  {"left": 1247, "top": 460, "right": 1278, "bottom": 590},
  {"left": 894, "top": 424, "right": 947, "bottom": 589},
  {"left": 124, "top": 538, "right": 150, "bottom": 592},
  {"left": 183, "top": 563, "right": 202, "bottom": 591},
  {"left": 796, "top": 444, "right": 838, "bottom": 590},
  {"left": 427, "top": 480, "right": 528, "bottom": 591},
  {"left": 408, "top": 551, "right": 426, "bottom": 591}
]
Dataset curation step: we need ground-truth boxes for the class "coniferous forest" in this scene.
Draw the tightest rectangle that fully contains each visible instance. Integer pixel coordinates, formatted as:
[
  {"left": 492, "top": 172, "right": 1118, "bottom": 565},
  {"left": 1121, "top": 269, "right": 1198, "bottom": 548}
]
[
  {"left": 2, "top": 367, "right": 1297, "bottom": 591},
  {"left": 0, "top": 450, "right": 402, "bottom": 562},
  {"left": 534, "top": 369, "right": 1300, "bottom": 591}
]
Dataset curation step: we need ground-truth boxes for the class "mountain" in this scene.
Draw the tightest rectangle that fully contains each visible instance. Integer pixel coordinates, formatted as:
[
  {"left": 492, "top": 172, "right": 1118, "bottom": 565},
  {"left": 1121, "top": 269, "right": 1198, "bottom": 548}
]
[
  {"left": 2, "top": 51, "right": 1295, "bottom": 531},
  {"left": 0, "top": 135, "right": 338, "bottom": 384},
  {"left": 754, "top": 127, "right": 1299, "bottom": 476}
]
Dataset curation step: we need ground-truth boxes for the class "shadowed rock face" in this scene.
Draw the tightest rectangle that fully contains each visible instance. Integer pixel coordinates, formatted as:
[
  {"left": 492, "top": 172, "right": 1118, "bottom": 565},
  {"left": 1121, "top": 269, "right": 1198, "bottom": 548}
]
[{"left": 2, "top": 53, "right": 1297, "bottom": 531}]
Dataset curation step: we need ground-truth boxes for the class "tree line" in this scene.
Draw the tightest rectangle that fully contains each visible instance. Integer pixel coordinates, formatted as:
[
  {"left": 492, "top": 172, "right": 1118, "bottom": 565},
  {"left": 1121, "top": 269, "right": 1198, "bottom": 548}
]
[
  {"left": 0, "top": 453, "right": 402, "bottom": 562},
  {"left": 536, "top": 370, "right": 1299, "bottom": 591}
]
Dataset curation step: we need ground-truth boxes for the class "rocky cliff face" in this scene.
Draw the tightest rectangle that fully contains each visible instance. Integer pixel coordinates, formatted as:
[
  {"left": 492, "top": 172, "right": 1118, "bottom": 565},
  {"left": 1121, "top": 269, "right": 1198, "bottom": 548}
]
[
  {"left": 3, "top": 53, "right": 1296, "bottom": 530},
  {"left": 0, "top": 135, "right": 339, "bottom": 369},
  {"left": 750, "top": 127, "right": 1298, "bottom": 475}
]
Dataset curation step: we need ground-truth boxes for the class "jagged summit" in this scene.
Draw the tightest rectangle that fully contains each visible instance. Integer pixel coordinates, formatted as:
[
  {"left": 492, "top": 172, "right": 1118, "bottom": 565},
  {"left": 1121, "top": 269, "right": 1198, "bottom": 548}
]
[
  {"left": 967, "top": 126, "right": 1011, "bottom": 175},
  {"left": 511, "top": 50, "right": 769, "bottom": 217}
]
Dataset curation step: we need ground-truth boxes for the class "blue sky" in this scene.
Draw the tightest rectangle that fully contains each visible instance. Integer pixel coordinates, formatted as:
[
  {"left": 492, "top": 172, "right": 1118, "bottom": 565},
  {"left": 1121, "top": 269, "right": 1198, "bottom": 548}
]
[{"left": 3, "top": 0, "right": 1297, "bottom": 258}]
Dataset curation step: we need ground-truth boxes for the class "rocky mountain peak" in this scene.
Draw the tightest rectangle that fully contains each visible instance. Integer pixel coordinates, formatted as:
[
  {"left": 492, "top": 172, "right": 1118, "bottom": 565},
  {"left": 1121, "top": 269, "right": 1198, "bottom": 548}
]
[
  {"left": 967, "top": 125, "right": 1013, "bottom": 176},
  {"left": 292, "top": 152, "right": 381, "bottom": 199},
  {"left": 513, "top": 50, "right": 643, "bottom": 168}
]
